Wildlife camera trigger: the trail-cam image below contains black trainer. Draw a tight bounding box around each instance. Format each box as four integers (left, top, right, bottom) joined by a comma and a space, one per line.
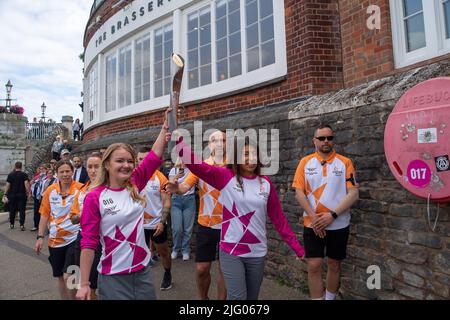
160, 271, 172, 291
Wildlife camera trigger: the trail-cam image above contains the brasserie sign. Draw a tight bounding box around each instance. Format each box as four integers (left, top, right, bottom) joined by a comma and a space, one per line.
85, 0, 194, 68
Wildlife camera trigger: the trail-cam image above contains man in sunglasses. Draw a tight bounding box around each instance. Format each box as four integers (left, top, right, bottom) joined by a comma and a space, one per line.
292, 124, 359, 300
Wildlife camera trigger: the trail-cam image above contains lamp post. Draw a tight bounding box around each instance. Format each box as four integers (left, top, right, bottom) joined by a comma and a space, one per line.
41, 102, 46, 122
5, 80, 12, 112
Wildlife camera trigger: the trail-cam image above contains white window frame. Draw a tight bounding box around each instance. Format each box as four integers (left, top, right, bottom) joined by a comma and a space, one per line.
391, 0, 450, 68
186, 4, 213, 89
88, 62, 98, 123
134, 33, 151, 104
153, 22, 174, 98
180, 0, 286, 103
105, 52, 118, 114
439, 0, 450, 48
83, 75, 89, 126
215, 0, 242, 82
100, 16, 173, 124
118, 42, 132, 109
84, 0, 287, 130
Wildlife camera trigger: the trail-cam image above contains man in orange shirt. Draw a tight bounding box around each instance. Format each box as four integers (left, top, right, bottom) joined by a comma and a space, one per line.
292, 125, 359, 300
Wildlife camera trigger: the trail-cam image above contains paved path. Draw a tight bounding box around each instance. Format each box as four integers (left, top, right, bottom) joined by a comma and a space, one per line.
0, 210, 307, 300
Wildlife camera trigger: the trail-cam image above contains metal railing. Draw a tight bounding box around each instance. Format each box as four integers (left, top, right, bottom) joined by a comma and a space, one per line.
26, 122, 59, 140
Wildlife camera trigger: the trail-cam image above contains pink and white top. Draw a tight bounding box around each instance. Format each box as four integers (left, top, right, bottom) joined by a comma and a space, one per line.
176, 141, 304, 258
80, 151, 162, 275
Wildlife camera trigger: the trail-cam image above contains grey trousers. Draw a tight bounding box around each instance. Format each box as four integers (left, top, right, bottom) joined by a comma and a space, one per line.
98, 265, 157, 300
219, 250, 266, 300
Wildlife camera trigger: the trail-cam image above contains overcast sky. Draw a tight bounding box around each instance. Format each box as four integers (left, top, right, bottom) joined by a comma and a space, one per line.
0, 0, 92, 123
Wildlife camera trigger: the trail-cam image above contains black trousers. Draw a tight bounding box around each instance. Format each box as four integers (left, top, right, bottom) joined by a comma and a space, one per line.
52, 152, 60, 161
33, 197, 41, 228
9, 195, 27, 226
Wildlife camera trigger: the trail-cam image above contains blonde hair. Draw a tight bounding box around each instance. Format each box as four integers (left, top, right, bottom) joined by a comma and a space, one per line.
89, 143, 146, 205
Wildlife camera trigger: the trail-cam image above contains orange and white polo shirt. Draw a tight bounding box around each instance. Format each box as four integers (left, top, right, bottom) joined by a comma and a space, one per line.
141, 170, 168, 230
292, 150, 358, 230
40, 180, 83, 247
184, 157, 226, 229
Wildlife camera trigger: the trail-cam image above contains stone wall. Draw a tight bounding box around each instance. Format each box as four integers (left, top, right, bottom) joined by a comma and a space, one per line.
0, 113, 27, 184
74, 60, 450, 299
286, 61, 450, 300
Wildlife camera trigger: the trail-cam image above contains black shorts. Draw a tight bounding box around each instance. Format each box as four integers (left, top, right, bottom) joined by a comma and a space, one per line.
73, 232, 102, 289
144, 226, 168, 246
48, 240, 77, 278
195, 225, 221, 263
303, 226, 350, 261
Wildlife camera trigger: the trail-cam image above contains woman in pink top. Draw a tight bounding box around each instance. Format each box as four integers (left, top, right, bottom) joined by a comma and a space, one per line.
174, 135, 305, 300
76, 109, 171, 300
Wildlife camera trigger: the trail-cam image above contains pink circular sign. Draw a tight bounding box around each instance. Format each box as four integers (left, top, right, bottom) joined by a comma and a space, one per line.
407, 160, 431, 188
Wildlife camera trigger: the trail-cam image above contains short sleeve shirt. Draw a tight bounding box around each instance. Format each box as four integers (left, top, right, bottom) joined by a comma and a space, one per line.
292, 150, 358, 230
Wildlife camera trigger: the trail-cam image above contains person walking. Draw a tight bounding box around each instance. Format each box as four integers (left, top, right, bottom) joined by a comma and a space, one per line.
174, 135, 304, 300
292, 124, 359, 300
5, 162, 31, 230
168, 159, 196, 261
75, 109, 171, 300
35, 160, 83, 299
40, 168, 57, 196
30, 165, 47, 231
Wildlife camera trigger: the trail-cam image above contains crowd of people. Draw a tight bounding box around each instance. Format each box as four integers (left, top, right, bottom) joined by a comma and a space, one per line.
2, 107, 359, 301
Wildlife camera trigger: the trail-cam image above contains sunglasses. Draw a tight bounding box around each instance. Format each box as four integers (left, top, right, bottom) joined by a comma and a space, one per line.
315, 136, 334, 141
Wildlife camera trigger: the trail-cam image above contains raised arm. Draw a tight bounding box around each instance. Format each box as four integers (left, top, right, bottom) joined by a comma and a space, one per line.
151, 107, 171, 158
132, 151, 163, 192
175, 138, 232, 191
132, 108, 171, 191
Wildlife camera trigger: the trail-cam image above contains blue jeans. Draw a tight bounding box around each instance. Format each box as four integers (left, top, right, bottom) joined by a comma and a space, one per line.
171, 194, 196, 255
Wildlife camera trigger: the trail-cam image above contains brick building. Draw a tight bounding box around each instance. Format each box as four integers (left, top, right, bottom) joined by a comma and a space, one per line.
79, 0, 450, 299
